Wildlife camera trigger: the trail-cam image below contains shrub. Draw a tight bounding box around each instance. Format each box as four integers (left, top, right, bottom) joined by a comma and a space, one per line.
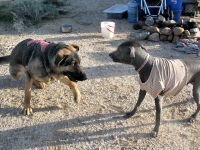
0, 3, 13, 22
10, 0, 59, 25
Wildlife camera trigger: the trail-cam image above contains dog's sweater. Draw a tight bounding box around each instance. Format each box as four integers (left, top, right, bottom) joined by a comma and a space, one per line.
138, 57, 188, 99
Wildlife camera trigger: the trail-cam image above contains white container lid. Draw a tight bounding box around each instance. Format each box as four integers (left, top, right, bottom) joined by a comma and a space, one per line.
103, 4, 128, 13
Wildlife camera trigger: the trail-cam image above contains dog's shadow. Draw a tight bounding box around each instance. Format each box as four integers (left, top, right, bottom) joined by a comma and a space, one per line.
0, 112, 150, 149
0, 75, 24, 89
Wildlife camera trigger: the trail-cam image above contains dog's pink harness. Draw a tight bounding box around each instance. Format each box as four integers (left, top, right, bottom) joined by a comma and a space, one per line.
27, 40, 50, 52
138, 57, 188, 99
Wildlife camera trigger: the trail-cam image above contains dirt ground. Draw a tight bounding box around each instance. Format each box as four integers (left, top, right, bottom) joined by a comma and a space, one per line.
0, 0, 200, 149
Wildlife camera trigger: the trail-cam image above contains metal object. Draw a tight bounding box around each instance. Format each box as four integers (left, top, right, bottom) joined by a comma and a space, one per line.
60, 24, 72, 33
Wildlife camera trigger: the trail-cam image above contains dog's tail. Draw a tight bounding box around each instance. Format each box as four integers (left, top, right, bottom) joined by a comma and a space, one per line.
0, 55, 10, 64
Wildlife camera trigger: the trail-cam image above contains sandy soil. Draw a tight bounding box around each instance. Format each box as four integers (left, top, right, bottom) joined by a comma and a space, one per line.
0, 0, 200, 149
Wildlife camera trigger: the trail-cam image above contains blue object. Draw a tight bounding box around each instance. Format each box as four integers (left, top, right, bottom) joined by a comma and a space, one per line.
173, 7, 183, 22
127, 0, 138, 23
167, 0, 182, 10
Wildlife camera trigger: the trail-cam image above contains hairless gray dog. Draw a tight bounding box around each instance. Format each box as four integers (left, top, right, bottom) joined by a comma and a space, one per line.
109, 40, 200, 137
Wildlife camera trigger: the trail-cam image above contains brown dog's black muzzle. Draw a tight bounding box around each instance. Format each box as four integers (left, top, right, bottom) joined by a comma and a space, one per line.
63, 70, 87, 82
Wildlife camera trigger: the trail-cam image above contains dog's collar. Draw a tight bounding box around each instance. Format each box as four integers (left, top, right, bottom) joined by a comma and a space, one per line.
136, 54, 150, 72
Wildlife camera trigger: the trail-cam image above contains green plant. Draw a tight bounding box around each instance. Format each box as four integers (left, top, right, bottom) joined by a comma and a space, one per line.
10, 0, 59, 25
0, 3, 13, 22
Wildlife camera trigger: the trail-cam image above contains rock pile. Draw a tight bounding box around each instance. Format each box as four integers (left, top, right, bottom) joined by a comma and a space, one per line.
130, 15, 200, 42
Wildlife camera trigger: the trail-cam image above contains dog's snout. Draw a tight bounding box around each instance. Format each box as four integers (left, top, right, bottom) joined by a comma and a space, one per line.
109, 53, 112, 57
80, 72, 87, 81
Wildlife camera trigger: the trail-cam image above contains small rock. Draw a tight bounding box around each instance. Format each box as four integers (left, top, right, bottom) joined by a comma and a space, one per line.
160, 35, 168, 41
160, 27, 172, 35
148, 33, 160, 42
173, 27, 184, 36
168, 35, 173, 41
190, 28, 199, 33
172, 35, 180, 43
141, 25, 148, 30
133, 21, 144, 30
145, 16, 154, 26
184, 30, 190, 36
158, 15, 166, 22
146, 26, 160, 34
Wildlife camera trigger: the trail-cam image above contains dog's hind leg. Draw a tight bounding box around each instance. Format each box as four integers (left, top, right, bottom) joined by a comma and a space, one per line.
59, 76, 81, 103
23, 73, 34, 115
150, 95, 163, 138
189, 77, 200, 123
125, 89, 146, 118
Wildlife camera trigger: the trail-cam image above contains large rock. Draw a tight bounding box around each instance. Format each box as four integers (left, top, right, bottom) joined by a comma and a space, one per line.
129, 31, 150, 40
148, 33, 160, 41
173, 27, 184, 36
163, 20, 176, 27
160, 27, 172, 35
146, 26, 160, 34
145, 16, 154, 26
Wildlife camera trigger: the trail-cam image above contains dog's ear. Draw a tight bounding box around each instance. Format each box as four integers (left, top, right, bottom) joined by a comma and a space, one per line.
128, 47, 135, 58
70, 44, 79, 52
54, 55, 69, 66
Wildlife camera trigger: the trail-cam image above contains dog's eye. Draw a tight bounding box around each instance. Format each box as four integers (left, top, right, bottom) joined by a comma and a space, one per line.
71, 61, 75, 66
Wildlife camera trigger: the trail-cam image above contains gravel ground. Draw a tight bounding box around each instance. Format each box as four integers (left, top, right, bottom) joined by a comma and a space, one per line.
0, 0, 200, 149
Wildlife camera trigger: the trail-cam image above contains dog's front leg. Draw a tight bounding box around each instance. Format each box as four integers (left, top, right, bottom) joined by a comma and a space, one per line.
59, 76, 81, 103
125, 89, 146, 118
189, 78, 200, 122
150, 95, 163, 138
23, 73, 34, 115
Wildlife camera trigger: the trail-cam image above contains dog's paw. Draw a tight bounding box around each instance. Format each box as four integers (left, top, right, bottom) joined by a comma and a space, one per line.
22, 107, 33, 115
150, 130, 158, 138
124, 112, 134, 118
33, 80, 46, 89
74, 94, 81, 104
188, 117, 195, 123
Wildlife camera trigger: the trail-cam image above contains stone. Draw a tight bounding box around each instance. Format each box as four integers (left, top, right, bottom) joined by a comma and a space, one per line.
133, 21, 144, 30
173, 27, 184, 36
146, 26, 160, 34
145, 16, 154, 26
172, 35, 180, 43
184, 30, 190, 36
160, 35, 168, 41
129, 31, 150, 40
160, 27, 172, 35
141, 25, 148, 30
168, 35, 173, 41
190, 28, 199, 33
163, 20, 176, 27
148, 33, 160, 42
158, 15, 166, 22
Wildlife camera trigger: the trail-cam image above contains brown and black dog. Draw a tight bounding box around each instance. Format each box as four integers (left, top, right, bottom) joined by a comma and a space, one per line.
109, 40, 200, 137
0, 38, 87, 115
